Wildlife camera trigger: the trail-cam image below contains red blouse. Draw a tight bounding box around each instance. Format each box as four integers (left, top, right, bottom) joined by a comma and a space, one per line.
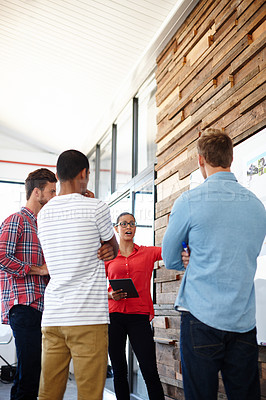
105, 244, 162, 320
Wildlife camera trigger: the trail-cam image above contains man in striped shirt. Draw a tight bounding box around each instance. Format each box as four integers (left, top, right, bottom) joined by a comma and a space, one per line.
0, 168, 57, 400
37, 149, 118, 400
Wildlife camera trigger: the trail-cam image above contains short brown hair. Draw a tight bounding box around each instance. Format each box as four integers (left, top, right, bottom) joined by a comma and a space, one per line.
25, 168, 57, 200
197, 129, 233, 168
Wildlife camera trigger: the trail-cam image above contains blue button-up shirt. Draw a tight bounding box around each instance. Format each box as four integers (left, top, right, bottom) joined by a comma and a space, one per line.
162, 172, 266, 333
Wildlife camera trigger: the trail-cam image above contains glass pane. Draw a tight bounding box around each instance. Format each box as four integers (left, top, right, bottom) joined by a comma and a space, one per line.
88, 151, 96, 193
116, 102, 132, 191
0, 182, 25, 225
109, 192, 131, 228
131, 179, 154, 399
134, 180, 154, 227
138, 76, 157, 173
99, 133, 112, 201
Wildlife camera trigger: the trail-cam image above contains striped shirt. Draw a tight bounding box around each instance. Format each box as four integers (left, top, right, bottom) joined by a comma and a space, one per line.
0, 207, 48, 324
37, 194, 114, 326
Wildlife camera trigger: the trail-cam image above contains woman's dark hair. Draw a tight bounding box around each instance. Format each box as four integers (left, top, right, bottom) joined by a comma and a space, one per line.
57, 150, 89, 181
25, 168, 57, 200
116, 212, 135, 225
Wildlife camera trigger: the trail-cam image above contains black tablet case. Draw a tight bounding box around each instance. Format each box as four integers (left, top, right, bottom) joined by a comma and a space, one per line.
109, 278, 139, 298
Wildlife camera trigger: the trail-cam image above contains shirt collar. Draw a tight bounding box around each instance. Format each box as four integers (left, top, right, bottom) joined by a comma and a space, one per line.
205, 171, 237, 183
21, 207, 37, 221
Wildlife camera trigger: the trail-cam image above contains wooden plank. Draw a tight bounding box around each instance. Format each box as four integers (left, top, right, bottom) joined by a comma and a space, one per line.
153, 316, 170, 329
155, 268, 183, 282
261, 363, 266, 380
156, 39, 177, 82
162, 280, 182, 294
228, 102, 266, 143
153, 337, 177, 345
213, 0, 266, 67
168, 34, 249, 120
155, 186, 189, 218
156, 150, 187, 181
160, 375, 183, 388
154, 214, 169, 231
239, 82, 266, 114
252, 20, 266, 41
154, 272, 182, 284
154, 327, 179, 341
155, 227, 167, 246
156, 0, 235, 107
165, 1, 265, 119
156, 61, 184, 107
178, 151, 199, 179
156, 38, 177, 68
156, 126, 200, 168
157, 116, 192, 153
156, 68, 257, 161
191, 78, 229, 115
201, 67, 264, 128
156, 342, 180, 365
156, 110, 185, 143
158, 363, 177, 380
215, 1, 238, 32
156, 292, 178, 305
155, 308, 182, 317
157, 86, 179, 124
230, 30, 266, 75
157, 171, 189, 203
186, 25, 216, 66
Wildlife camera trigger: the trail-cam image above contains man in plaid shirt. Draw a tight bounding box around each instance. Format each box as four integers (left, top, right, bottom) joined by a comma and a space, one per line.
0, 168, 57, 400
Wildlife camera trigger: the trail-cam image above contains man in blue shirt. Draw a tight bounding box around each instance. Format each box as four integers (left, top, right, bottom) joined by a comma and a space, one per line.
162, 129, 266, 400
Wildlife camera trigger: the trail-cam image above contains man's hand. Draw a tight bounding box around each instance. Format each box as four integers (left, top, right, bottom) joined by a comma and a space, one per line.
83, 190, 95, 198
181, 251, 190, 269
108, 289, 127, 301
98, 242, 115, 261
28, 263, 49, 276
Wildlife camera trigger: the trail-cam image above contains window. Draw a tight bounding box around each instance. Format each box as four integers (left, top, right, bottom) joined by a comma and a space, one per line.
109, 192, 131, 226
88, 150, 96, 194
137, 76, 158, 173
116, 102, 132, 191
133, 180, 154, 246
99, 133, 112, 201
0, 182, 25, 224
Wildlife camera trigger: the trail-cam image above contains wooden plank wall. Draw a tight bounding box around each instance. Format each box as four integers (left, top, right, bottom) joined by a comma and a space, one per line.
154, 0, 266, 398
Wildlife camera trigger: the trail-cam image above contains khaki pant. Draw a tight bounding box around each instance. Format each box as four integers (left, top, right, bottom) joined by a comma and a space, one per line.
38, 324, 108, 400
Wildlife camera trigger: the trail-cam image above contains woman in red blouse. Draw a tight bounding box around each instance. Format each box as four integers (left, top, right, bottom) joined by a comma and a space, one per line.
105, 212, 165, 400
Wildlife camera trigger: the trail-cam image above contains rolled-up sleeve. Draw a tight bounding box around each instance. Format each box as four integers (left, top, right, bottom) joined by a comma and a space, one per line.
0, 214, 30, 277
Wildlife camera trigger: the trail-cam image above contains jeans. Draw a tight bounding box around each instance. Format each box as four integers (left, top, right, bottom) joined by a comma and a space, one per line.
108, 313, 165, 400
180, 312, 260, 400
9, 305, 42, 400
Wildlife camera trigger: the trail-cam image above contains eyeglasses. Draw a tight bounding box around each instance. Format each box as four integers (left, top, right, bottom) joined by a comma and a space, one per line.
116, 221, 137, 228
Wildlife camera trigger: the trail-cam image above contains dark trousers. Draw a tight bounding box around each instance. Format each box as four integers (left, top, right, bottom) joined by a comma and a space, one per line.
9, 305, 42, 400
108, 313, 165, 400
180, 311, 260, 400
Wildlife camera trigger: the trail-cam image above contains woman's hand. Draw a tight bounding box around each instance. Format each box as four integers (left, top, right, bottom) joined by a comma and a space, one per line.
83, 189, 95, 198
109, 289, 127, 301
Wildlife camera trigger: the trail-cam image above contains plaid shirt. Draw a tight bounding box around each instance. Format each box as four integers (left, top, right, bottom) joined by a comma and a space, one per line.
0, 207, 49, 324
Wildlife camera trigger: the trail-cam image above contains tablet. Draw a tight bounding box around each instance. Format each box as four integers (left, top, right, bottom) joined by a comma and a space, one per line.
109, 278, 139, 298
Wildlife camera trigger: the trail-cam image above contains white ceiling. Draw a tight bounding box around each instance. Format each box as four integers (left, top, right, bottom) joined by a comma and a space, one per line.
0, 0, 196, 156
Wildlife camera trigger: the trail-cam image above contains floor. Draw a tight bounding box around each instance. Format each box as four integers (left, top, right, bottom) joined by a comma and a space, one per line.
0, 374, 116, 399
